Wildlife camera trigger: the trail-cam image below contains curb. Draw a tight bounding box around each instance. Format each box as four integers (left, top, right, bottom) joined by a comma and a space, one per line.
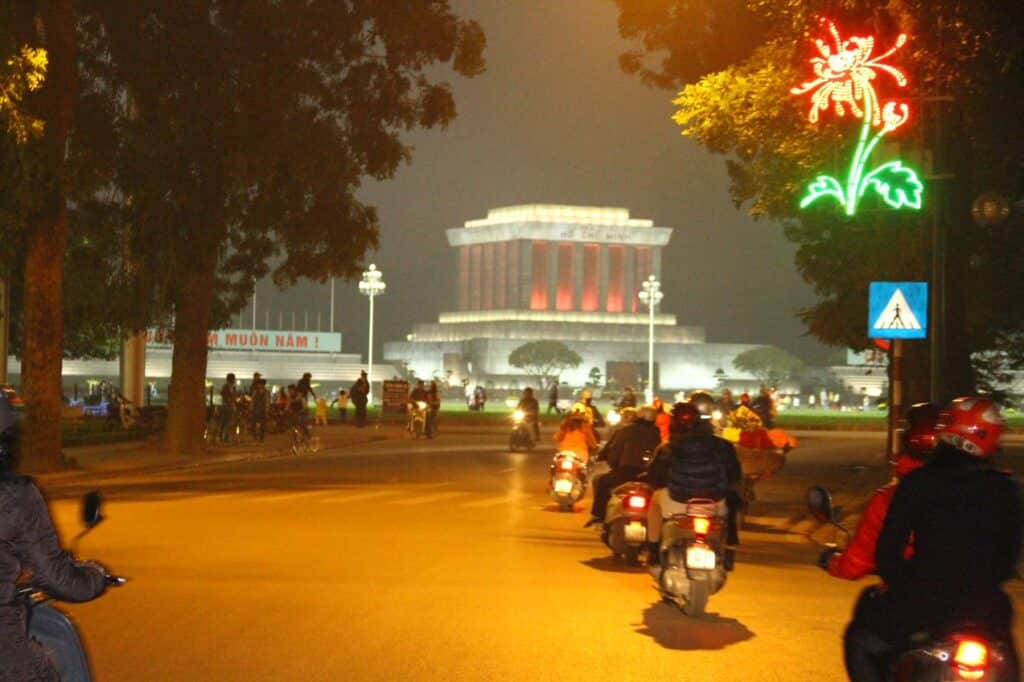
48, 431, 399, 481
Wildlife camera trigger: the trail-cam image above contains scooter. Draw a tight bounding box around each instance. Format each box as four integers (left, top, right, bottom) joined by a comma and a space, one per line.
509, 409, 536, 451
807, 486, 1015, 681
601, 480, 653, 564
655, 498, 729, 616
19, 491, 125, 682
548, 451, 589, 512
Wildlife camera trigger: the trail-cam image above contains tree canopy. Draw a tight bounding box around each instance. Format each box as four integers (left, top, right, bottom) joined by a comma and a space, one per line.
733, 346, 805, 385
509, 341, 583, 385
615, 0, 1024, 399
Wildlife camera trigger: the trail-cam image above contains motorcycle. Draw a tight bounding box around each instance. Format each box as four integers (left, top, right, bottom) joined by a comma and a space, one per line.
602, 480, 653, 564
509, 409, 536, 451
19, 491, 125, 682
548, 450, 589, 512
407, 401, 428, 438
655, 498, 729, 616
807, 486, 1014, 682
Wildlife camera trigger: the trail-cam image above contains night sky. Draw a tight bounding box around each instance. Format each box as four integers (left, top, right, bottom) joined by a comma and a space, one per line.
248, 0, 838, 367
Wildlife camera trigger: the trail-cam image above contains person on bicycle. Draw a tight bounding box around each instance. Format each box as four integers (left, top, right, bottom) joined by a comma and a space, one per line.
287, 384, 310, 438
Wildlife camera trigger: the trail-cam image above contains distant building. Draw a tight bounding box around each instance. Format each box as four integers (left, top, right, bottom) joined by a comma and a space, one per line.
384, 204, 760, 391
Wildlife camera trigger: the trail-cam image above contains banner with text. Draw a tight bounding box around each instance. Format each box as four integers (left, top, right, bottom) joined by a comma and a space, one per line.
146, 328, 342, 353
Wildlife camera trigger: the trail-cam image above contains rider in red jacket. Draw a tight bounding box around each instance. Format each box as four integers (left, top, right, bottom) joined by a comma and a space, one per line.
818, 402, 940, 682
821, 403, 940, 578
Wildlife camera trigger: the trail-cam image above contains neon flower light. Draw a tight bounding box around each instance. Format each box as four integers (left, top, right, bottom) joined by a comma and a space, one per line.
791, 20, 923, 215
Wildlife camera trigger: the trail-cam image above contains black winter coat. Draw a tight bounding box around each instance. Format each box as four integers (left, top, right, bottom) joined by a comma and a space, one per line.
648, 427, 741, 503
0, 475, 106, 681
877, 444, 1022, 637
603, 421, 660, 471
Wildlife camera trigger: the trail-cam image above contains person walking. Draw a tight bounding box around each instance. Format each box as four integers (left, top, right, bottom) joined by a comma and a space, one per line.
331, 390, 350, 424
350, 371, 370, 427
547, 381, 561, 414
249, 378, 269, 442
218, 373, 238, 442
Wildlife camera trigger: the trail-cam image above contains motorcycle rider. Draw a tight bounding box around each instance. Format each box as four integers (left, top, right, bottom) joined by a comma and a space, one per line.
585, 404, 661, 527
409, 380, 429, 405
876, 397, 1021, 681
516, 387, 541, 441
817, 403, 940, 682
646, 402, 741, 567
554, 409, 597, 463
618, 386, 637, 409
572, 389, 605, 427
0, 393, 108, 681
426, 381, 441, 439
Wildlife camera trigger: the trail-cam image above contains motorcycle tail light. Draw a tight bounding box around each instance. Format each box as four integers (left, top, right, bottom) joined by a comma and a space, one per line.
559, 459, 575, 471
627, 495, 647, 510
692, 517, 711, 535
953, 640, 988, 680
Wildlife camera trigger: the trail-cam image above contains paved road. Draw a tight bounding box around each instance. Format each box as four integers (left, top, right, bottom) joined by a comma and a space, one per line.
38, 430, 1024, 681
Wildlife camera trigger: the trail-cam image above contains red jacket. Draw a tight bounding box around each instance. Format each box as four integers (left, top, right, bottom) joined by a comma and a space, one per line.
827, 454, 923, 580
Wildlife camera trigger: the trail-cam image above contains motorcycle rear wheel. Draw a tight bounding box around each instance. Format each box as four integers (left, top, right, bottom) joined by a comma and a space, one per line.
684, 579, 710, 616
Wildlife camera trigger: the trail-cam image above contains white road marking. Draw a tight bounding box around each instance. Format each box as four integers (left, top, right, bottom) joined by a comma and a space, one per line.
314, 490, 402, 504
249, 491, 329, 503
394, 491, 472, 506
461, 492, 527, 508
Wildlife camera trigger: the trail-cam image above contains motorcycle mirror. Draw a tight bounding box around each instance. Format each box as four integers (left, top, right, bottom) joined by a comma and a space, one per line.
81, 491, 104, 528
806, 486, 835, 524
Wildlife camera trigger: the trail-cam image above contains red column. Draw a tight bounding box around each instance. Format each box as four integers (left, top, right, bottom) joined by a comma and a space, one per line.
582, 244, 599, 311
470, 245, 482, 310
482, 243, 495, 310
495, 242, 507, 309
556, 243, 574, 311
606, 245, 625, 313
457, 246, 469, 311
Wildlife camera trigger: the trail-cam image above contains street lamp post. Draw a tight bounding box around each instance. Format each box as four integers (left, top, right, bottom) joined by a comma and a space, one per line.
358, 264, 386, 403
637, 274, 663, 404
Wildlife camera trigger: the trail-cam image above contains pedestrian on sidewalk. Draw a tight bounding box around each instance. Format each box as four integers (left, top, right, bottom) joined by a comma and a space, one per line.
351, 371, 369, 427
331, 390, 350, 424
548, 381, 561, 415
250, 379, 268, 442
219, 374, 238, 442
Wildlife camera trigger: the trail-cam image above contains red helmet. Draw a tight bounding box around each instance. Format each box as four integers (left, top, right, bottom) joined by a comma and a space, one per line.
900, 402, 941, 460
740, 393, 751, 404
671, 402, 701, 432
938, 397, 1005, 457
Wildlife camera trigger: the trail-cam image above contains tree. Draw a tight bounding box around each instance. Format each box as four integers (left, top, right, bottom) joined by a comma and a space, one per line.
0, 2, 81, 471
508, 341, 582, 386
587, 366, 603, 388
615, 0, 1024, 403
733, 346, 805, 386
81, 2, 485, 455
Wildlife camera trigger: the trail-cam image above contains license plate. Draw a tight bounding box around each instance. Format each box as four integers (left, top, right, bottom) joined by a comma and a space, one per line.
624, 521, 646, 543
554, 479, 574, 494
686, 545, 716, 570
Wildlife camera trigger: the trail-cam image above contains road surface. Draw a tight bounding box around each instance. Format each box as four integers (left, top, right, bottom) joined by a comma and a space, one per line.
38, 428, 1024, 680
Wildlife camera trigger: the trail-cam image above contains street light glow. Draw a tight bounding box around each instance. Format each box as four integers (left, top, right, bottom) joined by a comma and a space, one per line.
359, 264, 386, 402
638, 274, 663, 403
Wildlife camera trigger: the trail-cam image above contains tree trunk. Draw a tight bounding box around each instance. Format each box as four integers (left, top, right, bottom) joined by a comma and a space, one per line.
164, 259, 217, 457
19, 0, 77, 473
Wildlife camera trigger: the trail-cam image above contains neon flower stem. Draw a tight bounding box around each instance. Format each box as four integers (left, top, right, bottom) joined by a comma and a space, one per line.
845, 90, 875, 215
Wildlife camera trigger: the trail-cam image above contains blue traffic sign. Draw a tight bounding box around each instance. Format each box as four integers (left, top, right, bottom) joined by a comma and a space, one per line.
868, 282, 928, 339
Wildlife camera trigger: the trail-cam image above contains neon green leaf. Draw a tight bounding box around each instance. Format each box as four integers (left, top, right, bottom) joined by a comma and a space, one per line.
799, 175, 846, 209
861, 161, 924, 210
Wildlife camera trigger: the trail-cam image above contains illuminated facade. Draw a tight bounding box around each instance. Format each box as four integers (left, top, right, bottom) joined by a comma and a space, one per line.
385, 205, 761, 391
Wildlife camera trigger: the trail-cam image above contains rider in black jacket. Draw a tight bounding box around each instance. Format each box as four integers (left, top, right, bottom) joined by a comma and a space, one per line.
876, 396, 1021, 680
646, 402, 742, 566
0, 394, 107, 681
586, 406, 661, 525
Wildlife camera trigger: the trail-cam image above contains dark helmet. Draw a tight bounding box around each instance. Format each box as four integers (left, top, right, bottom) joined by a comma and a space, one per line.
689, 391, 715, 419
227, 373, 236, 381
523, 387, 534, 396
900, 402, 941, 460
671, 402, 701, 433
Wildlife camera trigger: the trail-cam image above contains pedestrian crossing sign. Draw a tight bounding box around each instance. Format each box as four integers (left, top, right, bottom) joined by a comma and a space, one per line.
868, 282, 928, 339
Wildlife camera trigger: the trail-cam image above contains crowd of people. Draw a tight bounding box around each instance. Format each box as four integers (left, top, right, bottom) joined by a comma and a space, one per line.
209, 369, 374, 444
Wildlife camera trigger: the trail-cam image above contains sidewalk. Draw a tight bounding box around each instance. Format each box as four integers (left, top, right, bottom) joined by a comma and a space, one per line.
52, 421, 408, 479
